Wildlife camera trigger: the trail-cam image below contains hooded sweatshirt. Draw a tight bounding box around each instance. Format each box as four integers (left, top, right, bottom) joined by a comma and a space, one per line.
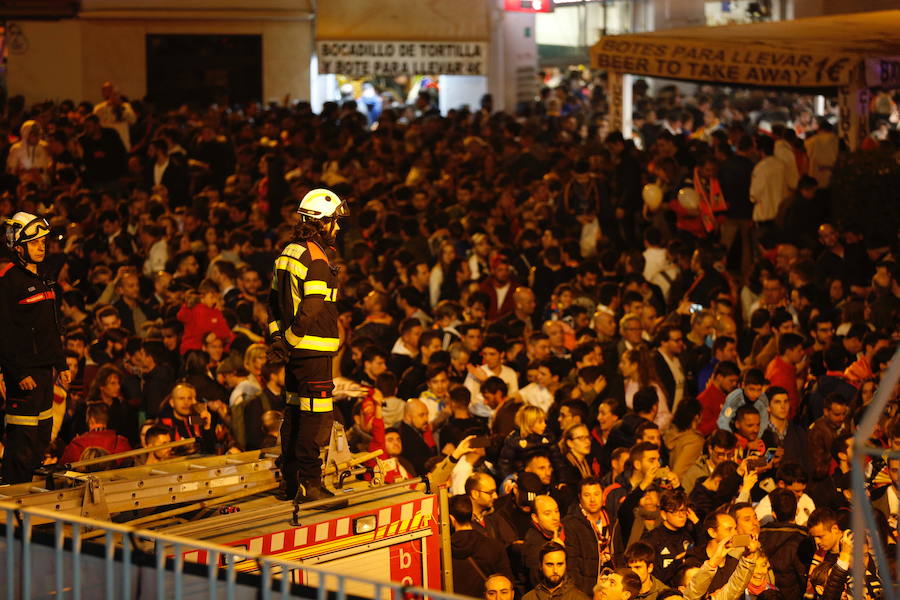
451, 528, 512, 598
7, 120, 51, 175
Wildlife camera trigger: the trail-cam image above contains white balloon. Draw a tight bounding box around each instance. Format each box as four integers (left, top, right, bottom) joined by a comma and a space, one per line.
678, 187, 700, 212
642, 183, 663, 211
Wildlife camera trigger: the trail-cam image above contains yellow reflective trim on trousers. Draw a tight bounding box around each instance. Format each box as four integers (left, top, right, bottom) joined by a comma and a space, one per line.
286, 393, 334, 412
6, 407, 54, 427
274, 256, 308, 279
283, 330, 338, 351
303, 280, 329, 296
268, 321, 280, 335
294, 335, 339, 352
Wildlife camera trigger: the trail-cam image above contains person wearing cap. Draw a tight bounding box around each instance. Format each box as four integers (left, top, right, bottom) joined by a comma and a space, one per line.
266, 188, 347, 503
0, 212, 70, 483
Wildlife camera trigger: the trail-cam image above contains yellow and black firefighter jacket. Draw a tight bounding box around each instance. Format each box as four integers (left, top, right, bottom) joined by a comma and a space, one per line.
267, 237, 340, 360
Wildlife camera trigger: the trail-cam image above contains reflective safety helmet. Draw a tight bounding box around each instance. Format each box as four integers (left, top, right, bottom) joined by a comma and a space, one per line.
296, 188, 348, 221
5, 211, 51, 250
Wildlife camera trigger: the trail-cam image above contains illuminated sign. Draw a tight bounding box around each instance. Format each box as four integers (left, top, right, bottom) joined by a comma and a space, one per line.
317, 41, 489, 77
593, 36, 855, 87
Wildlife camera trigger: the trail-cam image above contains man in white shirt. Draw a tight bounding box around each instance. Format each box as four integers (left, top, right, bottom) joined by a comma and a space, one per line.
517, 357, 565, 414
642, 226, 669, 285
93, 82, 137, 150
465, 335, 519, 418
750, 135, 788, 233
804, 119, 839, 189
755, 463, 816, 526
771, 123, 799, 193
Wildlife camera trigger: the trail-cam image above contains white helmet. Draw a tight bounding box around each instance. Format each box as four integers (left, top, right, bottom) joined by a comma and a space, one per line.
677, 187, 700, 212
642, 183, 664, 211
297, 188, 348, 220
5, 211, 50, 250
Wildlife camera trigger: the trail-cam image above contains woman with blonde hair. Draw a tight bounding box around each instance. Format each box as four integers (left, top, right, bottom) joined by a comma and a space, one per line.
230, 343, 267, 407
497, 404, 556, 479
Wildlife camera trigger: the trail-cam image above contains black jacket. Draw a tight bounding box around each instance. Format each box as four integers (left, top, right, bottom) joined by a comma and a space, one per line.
486, 493, 533, 544
688, 472, 741, 522
451, 529, 512, 598
523, 525, 558, 589
654, 350, 684, 408
640, 523, 695, 585
140, 363, 177, 418
759, 521, 814, 599
398, 421, 436, 476
144, 156, 189, 207
80, 128, 127, 184
113, 297, 158, 335
0, 260, 66, 383
398, 361, 427, 400
562, 504, 611, 595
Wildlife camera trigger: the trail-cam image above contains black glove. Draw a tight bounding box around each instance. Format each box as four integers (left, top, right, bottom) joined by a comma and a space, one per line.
267, 337, 291, 366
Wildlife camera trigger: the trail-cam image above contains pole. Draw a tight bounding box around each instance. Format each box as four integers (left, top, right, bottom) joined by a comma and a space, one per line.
622, 73, 633, 140
65, 438, 197, 470
607, 70, 624, 134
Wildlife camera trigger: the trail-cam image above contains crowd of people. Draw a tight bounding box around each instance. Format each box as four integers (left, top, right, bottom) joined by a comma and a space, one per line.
0, 76, 897, 600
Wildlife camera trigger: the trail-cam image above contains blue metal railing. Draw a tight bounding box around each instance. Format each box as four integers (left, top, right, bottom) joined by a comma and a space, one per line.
0, 500, 471, 600
852, 347, 900, 600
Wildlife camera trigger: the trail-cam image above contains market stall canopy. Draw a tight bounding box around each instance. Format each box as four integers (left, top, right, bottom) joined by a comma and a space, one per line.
591, 10, 900, 89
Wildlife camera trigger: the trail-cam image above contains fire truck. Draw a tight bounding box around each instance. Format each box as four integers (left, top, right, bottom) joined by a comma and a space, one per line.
0, 432, 455, 596
164, 479, 450, 595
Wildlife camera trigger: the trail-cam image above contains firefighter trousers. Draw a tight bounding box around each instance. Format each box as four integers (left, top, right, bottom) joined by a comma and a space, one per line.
280, 356, 334, 492
2, 367, 54, 484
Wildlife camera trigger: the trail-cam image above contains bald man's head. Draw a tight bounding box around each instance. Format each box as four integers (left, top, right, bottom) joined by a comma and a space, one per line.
404, 398, 429, 431
514, 287, 536, 315
531, 494, 560, 534
484, 574, 513, 600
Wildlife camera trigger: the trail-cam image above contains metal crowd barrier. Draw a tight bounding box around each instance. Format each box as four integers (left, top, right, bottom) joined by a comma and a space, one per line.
0, 500, 472, 600
852, 347, 900, 600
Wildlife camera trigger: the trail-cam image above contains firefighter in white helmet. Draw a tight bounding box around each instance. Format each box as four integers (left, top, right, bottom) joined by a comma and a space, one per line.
0, 212, 70, 483
267, 189, 348, 503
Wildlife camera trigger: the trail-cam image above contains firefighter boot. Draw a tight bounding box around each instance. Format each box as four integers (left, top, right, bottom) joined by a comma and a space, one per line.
274, 482, 297, 502
294, 478, 335, 503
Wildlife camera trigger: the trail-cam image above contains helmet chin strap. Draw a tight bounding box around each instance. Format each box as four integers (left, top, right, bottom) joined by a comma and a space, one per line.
16, 243, 37, 265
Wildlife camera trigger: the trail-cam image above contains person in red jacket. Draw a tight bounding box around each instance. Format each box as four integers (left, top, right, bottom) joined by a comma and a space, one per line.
59, 403, 131, 465
764, 333, 805, 419
697, 360, 740, 437
177, 278, 234, 354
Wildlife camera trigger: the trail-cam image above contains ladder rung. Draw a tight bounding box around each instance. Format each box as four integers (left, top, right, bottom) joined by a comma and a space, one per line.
149, 469, 170, 476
